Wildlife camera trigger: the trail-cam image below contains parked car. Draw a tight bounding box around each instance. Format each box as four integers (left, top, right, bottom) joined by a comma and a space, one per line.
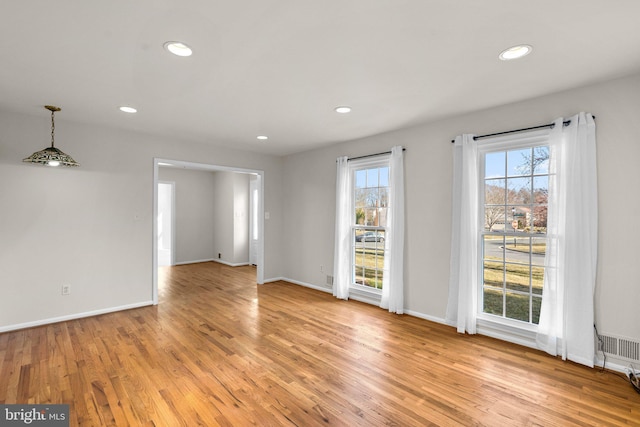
355, 232, 385, 242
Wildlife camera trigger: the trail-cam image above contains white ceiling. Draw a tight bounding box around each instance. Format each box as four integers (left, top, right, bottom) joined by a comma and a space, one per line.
2, 1, 640, 156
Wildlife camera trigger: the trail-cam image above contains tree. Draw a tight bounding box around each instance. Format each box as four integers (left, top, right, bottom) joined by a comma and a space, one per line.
485, 184, 505, 231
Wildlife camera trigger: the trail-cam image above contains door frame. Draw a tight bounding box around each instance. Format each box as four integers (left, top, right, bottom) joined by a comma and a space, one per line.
152, 158, 265, 305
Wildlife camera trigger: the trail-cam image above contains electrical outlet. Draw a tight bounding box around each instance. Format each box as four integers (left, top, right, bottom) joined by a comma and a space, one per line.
218, 253, 221, 259
61, 284, 71, 295
320, 265, 324, 273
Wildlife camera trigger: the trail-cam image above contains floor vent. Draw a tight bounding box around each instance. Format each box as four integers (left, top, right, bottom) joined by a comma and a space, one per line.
600, 334, 640, 362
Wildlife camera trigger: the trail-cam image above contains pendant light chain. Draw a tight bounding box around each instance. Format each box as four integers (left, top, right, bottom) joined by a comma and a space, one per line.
50, 109, 56, 148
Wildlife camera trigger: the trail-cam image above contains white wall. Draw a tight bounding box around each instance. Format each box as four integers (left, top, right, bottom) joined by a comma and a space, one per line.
158, 168, 216, 264
210, 170, 250, 266
211, 171, 234, 263
0, 113, 283, 330
281, 73, 640, 348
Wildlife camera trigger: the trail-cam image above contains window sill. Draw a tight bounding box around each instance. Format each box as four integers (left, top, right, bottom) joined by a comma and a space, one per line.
349, 286, 382, 306
476, 316, 538, 350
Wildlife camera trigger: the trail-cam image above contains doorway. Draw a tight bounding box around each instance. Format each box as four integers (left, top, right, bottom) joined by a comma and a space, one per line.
157, 181, 175, 267
249, 177, 259, 266
152, 159, 265, 305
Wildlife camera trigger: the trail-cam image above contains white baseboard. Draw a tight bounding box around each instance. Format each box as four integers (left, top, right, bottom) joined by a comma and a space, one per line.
273, 277, 333, 293
211, 259, 250, 267
0, 300, 154, 333
174, 259, 250, 268
174, 258, 216, 265
404, 309, 449, 326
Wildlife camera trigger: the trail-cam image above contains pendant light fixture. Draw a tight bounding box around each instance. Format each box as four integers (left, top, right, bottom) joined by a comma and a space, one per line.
23, 105, 79, 167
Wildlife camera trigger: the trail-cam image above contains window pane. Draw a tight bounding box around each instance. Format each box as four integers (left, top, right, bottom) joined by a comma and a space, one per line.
483, 287, 503, 316
485, 179, 505, 205
508, 206, 530, 231
484, 235, 504, 262
505, 236, 529, 264
378, 208, 388, 227
531, 236, 546, 266
355, 170, 367, 188
507, 148, 531, 176
367, 168, 378, 187
379, 188, 389, 207
533, 146, 549, 175
379, 167, 389, 186
365, 188, 379, 207
355, 188, 366, 208
506, 292, 530, 322
532, 177, 548, 232
533, 176, 548, 199
507, 177, 531, 204
531, 206, 547, 233
485, 152, 505, 178
505, 263, 530, 293
483, 260, 504, 289
364, 208, 376, 225
485, 207, 505, 232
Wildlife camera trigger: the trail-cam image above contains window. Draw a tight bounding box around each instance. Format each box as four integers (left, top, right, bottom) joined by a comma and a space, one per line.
351, 161, 389, 291
449, 115, 596, 362
480, 145, 549, 325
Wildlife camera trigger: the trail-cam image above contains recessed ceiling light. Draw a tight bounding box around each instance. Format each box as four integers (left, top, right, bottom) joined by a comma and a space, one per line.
257, 135, 268, 140
335, 106, 352, 114
499, 44, 532, 61
119, 106, 137, 113
163, 41, 193, 57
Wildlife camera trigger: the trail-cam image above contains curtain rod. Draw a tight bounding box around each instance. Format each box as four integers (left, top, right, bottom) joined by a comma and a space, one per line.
346, 148, 406, 162
449, 119, 581, 144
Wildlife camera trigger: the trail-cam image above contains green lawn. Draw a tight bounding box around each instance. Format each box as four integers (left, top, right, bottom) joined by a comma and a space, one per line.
483, 288, 542, 324
505, 242, 546, 255
483, 257, 543, 324
354, 246, 384, 289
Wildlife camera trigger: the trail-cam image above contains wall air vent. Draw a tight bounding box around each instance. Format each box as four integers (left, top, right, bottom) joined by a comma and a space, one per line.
600, 334, 640, 362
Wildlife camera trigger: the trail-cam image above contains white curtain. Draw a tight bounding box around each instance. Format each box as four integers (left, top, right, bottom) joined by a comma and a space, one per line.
536, 113, 597, 367
381, 146, 405, 314
446, 134, 479, 334
333, 156, 351, 300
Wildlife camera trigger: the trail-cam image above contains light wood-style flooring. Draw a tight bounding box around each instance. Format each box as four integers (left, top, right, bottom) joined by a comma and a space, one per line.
1, 262, 638, 426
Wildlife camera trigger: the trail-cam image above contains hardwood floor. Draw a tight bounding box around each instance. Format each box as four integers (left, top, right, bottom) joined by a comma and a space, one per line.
1, 262, 638, 426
